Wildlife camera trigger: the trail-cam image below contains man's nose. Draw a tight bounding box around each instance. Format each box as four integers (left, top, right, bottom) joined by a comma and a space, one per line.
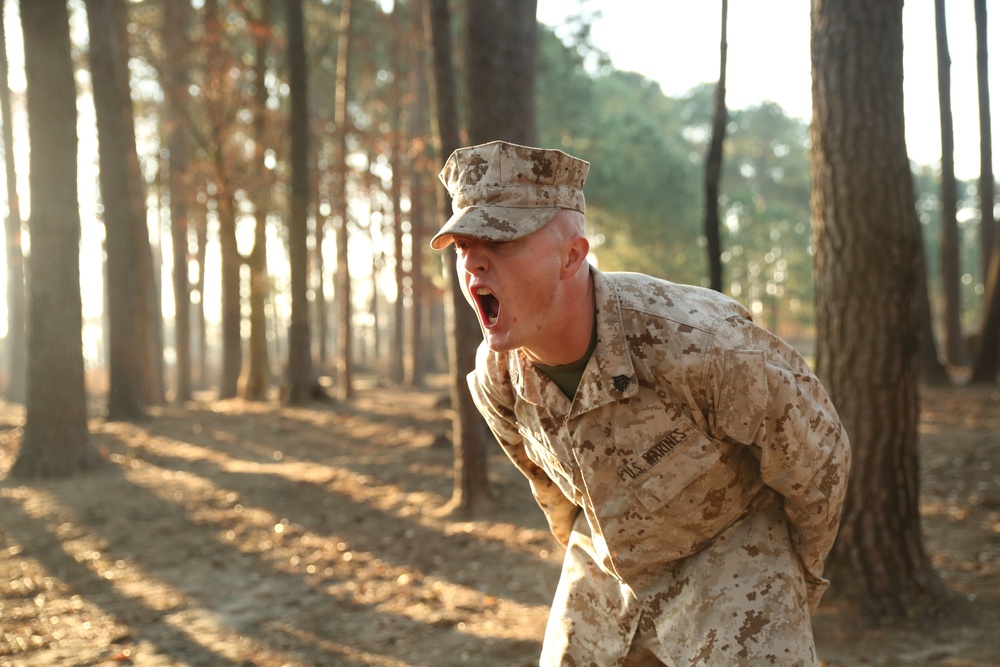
459, 245, 487, 274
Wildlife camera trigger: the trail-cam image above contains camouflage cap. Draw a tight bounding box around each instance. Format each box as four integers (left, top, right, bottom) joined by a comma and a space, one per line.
430, 140, 590, 250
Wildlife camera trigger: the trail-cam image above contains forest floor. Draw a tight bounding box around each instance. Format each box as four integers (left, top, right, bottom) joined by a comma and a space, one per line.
0, 376, 998, 667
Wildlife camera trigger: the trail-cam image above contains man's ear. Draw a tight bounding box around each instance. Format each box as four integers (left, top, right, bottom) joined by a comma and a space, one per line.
562, 235, 590, 277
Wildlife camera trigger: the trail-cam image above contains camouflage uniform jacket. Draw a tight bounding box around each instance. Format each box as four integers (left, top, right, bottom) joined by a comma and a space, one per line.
468, 268, 850, 612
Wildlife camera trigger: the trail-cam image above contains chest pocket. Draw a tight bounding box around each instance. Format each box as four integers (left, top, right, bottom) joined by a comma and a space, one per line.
616, 420, 722, 513
517, 426, 581, 504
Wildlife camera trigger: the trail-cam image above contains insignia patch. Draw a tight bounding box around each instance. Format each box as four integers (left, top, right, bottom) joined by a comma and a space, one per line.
617, 421, 697, 483
613, 375, 631, 392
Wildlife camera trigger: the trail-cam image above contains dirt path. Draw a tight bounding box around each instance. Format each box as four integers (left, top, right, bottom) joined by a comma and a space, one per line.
1, 381, 998, 666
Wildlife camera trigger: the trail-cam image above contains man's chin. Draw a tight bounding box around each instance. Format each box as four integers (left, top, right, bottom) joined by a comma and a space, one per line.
483, 331, 516, 354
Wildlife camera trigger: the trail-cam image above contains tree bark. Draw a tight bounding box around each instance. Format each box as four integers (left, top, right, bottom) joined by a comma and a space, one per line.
465, 0, 538, 145
975, 0, 996, 282
408, 168, 428, 387
461, 0, 540, 507
86, 0, 147, 421
704, 0, 728, 293
239, 0, 274, 402
12, 0, 99, 478
201, 0, 241, 400
407, 0, 430, 388
333, 0, 355, 401
428, 0, 492, 514
115, 0, 163, 408
934, 0, 964, 368
0, 0, 26, 404
284, 0, 315, 404
216, 189, 242, 398
971, 248, 1000, 384
162, 0, 193, 403
389, 2, 407, 385
970, 0, 999, 385
428, 0, 541, 514
810, 0, 946, 618
194, 211, 209, 391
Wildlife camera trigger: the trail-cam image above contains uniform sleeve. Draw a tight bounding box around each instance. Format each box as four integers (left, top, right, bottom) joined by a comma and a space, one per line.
705, 316, 851, 612
467, 348, 581, 547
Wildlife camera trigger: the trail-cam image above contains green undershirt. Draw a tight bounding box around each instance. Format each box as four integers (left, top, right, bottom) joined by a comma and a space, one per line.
533, 317, 598, 399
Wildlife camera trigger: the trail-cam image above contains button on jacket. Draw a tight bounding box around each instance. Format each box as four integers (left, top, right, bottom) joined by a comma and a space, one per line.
468, 268, 850, 640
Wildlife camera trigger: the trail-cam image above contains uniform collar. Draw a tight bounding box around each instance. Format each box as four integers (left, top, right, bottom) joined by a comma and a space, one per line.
507, 267, 638, 418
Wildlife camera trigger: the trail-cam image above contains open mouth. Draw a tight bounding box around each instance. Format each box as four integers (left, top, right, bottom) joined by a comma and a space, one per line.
475, 287, 501, 328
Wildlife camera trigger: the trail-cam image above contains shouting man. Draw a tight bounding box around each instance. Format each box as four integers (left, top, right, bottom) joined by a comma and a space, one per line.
431, 140, 850, 666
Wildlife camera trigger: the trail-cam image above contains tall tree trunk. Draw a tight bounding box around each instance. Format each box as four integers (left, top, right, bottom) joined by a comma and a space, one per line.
202, 0, 241, 399
284, 0, 315, 404
310, 103, 327, 371
428, 0, 492, 514
333, 0, 355, 401
975, 0, 996, 282
389, 2, 407, 385
12, 0, 99, 478
704, 0, 728, 293
163, 0, 193, 403
314, 237, 329, 371
970, 0, 999, 385
0, 0, 26, 403
465, 0, 537, 145
811, 0, 945, 618
312, 149, 328, 373
461, 0, 539, 507
239, 0, 273, 401
431, 0, 539, 514
407, 1, 429, 388
216, 188, 242, 398
373, 169, 385, 370
408, 166, 427, 387
200, 0, 239, 399
115, 0, 163, 407
934, 0, 964, 368
194, 211, 209, 390
366, 187, 382, 370
86, 0, 147, 422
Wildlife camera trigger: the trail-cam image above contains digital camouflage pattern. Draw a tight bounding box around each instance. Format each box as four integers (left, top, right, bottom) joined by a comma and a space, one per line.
430, 140, 590, 250
469, 268, 851, 666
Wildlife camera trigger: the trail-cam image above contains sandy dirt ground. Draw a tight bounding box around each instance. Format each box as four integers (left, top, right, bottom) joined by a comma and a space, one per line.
1, 378, 998, 667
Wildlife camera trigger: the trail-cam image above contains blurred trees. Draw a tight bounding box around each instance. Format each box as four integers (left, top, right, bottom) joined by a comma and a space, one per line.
0, 0, 24, 404
720, 102, 814, 335
543, 69, 705, 286
0, 0, 995, 479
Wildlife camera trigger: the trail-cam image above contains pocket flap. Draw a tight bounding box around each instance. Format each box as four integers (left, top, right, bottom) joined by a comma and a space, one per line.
617, 421, 721, 513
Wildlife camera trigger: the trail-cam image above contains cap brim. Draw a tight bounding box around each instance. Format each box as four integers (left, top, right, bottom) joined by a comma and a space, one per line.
429, 206, 561, 250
